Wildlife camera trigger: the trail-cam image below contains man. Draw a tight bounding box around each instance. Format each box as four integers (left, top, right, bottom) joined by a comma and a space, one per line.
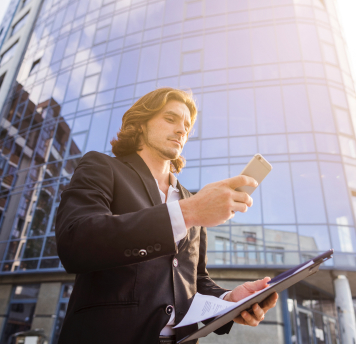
55, 88, 278, 344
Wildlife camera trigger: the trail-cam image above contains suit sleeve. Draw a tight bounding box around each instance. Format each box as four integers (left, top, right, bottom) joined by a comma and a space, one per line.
196, 226, 234, 335
55, 151, 177, 274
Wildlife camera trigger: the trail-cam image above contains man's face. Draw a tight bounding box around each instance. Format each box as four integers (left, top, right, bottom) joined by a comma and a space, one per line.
140, 100, 192, 161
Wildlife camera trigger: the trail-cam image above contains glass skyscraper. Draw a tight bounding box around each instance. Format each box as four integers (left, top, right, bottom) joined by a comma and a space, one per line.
0, 0, 355, 343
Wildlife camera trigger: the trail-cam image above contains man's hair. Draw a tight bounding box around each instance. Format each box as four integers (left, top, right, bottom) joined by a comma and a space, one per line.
110, 87, 197, 173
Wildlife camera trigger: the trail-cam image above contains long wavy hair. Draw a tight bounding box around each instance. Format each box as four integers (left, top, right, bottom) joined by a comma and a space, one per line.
111, 87, 197, 173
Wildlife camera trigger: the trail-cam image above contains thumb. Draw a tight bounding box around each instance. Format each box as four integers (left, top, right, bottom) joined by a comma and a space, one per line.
244, 277, 271, 293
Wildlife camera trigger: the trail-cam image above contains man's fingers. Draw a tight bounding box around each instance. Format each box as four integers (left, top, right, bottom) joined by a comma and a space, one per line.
231, 190, 253, 207
243, 277, 271, 292
261, 292, 279, 311
227, 175, 258, 190
238, 310, 259, 327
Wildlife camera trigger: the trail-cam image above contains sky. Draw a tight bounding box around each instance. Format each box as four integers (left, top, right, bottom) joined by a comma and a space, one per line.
0, 0, 355, 85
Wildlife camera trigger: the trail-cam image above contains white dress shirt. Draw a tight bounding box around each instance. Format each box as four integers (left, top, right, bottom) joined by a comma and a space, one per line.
156, 173, 229, 335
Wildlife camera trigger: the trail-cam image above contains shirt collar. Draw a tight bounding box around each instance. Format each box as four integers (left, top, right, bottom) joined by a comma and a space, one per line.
154, 173, 179, 192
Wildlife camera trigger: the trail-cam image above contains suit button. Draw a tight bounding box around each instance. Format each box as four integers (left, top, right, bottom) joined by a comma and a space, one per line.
139, 249, 147, 257
124, 249, 131, 257
165, 305, 173, 315
173, 258, 178, 267
147, 246, 154, 253
132, 249, 139, 256
154, 243, 161, 252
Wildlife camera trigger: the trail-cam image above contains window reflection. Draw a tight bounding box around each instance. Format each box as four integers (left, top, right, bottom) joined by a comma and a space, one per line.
178, 167, 199, 191
298, 226, 331, 251
258, 135, 288, 154
201, 165, 228, 187
85, 110, 110, 153
228, 29, 251, 67
288, 134, 315, 153
329, 226, 356, 253
201, 139, 228, 158
339, 136, 356, 158
291, 162, 326, 223
229, 136, 257, 157
261, 162, 295, 224
320, 162, 354, 225
315, 134, 339, 154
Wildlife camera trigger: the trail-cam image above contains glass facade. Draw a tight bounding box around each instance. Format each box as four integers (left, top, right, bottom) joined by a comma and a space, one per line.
0, 0, 355, 274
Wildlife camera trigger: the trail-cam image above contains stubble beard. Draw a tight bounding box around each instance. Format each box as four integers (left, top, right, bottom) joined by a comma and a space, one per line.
143, 128, 181, 161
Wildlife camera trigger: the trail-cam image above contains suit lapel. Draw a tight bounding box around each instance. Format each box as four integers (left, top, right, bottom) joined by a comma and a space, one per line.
120, 153, 162, 206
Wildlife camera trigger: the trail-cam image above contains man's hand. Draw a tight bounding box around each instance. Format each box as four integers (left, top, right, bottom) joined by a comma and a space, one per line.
223, 277, 278, 326
179, 175, 258, 228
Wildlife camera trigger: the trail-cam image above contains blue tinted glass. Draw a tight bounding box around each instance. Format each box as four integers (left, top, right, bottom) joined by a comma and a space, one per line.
282, 85, 312, 132
145, 1, 164, 29
178, 167, 200, 191
288, 134, 315, 153
201, 165, 228, 187
291, 162, 326, 223
264, 225, 298, 251
258, 135, 288, 154
182, 140, 200, 160
202, 92, 228, 138
298, 23, 322, 61
320, 162, 354, 225
64, 66, 86, 102
229, 136, 257, 157
315, 134, 340, 154
201, 139, 228, 158
329, 226, 356, 253
308, 85, 335, 133
98, 55, 120, 91
261, 162, 295, 224
78, 24, 96, 50
344, 164, 356, 189
229, 89, 256, 136
85, 110, 110, 153
105, 106, 129, 151
64, 31, 81, 57
255, 87, 285, 134
204, 32, 227, 70
251, 26, 278, 64
227, 29, 252, 67
138, 45, 160, 82
275, 23, 301, 62
298, 226, 330, 251
109, 12, 128, 39
127, 6, 146, 34
117, 50, 140, 86
159, 40, 181, 78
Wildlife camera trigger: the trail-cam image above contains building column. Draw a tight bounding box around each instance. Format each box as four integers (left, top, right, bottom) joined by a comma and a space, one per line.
0, 285, 12, 331
31, 282, 61, 343
333, 275, 356, 344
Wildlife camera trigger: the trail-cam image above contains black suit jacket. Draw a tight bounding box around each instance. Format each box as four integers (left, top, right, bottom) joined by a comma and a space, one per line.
55, 151, 233, 344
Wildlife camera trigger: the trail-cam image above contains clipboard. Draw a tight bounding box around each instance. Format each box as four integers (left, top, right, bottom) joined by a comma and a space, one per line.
177, 249, 334, 343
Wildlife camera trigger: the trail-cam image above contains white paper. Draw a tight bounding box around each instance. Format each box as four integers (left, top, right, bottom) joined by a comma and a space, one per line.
175, 260, 316, 328
174, 293, 237, 328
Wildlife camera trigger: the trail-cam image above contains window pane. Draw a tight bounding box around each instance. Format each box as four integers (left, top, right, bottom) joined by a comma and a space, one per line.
85, 110, 110, 153
308, 85, 335, 133
299, 226, 330, 251
201, 165, 228, 187
255, 87, 285, 134
204, 32, 227, 70
288, 133, 315, 153
291, 162, 326, 223
13, 284, 40, 299
178, 167, 200, 191
145, 1, 164, 29
298, 23, 322, 61
202, 92, 228, 138
98, 55, 121, 91
182, 140, 200, 160
251, 26, 278, 64
339, 136, 356, 158
82, 74, 100, 95
258, 135, 288, 154
229, 136, 257, 157
127, 6, 146, 34
64, 66, 86, 102
202, 139, 228, 158
11, 13, 29, 36
23, 238, 44, 258
109, 12, 128, 39
315, 134, 339, 154
335, 108, 353, 135
344, 164, 356, 189
264, 225, 298, 251
229, 89, 255, 136
159, 40, 181, 78
275, 23, 301, 62
43, 236, 57, 257
228, 29, 251, 67
261, 162, 295, 223
329, 226, 356, 253
138, 45, 160, 82
117, 50, 140, 86
282, 85, 312, 132
319, 162, 354, 225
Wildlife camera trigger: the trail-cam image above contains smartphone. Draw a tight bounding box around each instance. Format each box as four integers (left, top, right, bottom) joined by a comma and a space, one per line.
235, 154, 272, 195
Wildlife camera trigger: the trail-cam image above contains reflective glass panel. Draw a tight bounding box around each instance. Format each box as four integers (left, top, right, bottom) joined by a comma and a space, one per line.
178, 167, 200, 191
298, 226, 331, 251
291, 162, 326, 223
201, 139, 228, 158
329, 226, 356, 253
227, 29, 251, 67
258, 135, 288, 154
315, 134, 339, 154
288, 134, 315, 153
85, 110, 110, 153
201, 165, 228, 187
